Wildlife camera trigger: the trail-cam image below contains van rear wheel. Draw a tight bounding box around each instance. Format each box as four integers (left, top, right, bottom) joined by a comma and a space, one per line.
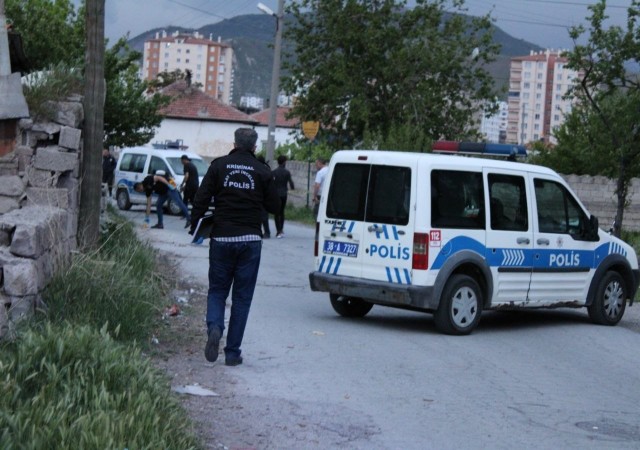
434, 274, 483, 335
116, 189, 131, 210
588, 271, 626, 325
330, 294, 373, 318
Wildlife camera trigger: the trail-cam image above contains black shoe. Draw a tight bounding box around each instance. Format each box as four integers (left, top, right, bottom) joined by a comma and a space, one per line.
151, 224, 163, 229
204, 327, 221, 362
225, 356, 243, 366
263, 234, 270, 239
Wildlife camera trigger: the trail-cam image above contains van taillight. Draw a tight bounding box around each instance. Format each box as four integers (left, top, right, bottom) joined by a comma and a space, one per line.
412, 233, 429, 270
314, 222, 319, 257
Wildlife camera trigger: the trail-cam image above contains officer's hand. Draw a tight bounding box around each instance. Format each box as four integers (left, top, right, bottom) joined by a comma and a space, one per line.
168, 184, 176, 191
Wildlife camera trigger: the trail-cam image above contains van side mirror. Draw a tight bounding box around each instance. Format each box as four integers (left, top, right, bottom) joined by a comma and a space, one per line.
585, 215, 600, 241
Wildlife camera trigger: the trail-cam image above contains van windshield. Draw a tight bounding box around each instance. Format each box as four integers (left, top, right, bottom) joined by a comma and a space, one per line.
166, 157, 208, 177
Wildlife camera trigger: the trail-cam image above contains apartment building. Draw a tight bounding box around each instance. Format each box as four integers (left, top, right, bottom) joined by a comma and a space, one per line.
143, 30, 234, 104
506, 50, 580, 145
480, 101, 508, 143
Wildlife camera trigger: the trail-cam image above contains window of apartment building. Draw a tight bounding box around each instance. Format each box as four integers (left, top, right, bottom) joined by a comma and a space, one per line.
556, 73, 562, 80
164, 52, 169, 58
177, 48, 181, 53
537, 62, 544, 69
164, 62, 168, 69
555, 104, 561, 110
176, 58, 180, 63
554, 114, 560, 121
535, 103, 541, 111
186, 49, 190, 54
208, 74, 213, 80
524, 61, 532, 68
220, 55, 225, 63
197, 64, 201, 70
523, 123, 529, 129
523, 93, 530, 99
556, 94, 562, 101
556, 84, 562, 91
536, 83, 542, 89
522, 132, 528, 140
537, 73, 543, 79
185, 59, 190, 63
534, 133, 539, 140
523, 113, 529, 120
209, 55, 215, 62
209, 65, 215, 72
556, 63, 564, 70
524, 71, 531, 79
218, 74, 225, 83
536, 93, 542, 99
534, 113, 540, 120
196, 74, 201, 80
534, 124, 540, 131
523, 82, 530, 89
218, 66, 225, 73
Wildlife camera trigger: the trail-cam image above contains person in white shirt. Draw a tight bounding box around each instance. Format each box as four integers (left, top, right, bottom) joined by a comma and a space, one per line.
312, 158, 328, 218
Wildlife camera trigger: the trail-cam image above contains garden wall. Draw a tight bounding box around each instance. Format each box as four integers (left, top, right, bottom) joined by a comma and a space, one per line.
0, 97, 83, 337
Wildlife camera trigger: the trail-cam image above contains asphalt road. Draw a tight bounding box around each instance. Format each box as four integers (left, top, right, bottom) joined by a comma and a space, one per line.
120, 206, 640, 449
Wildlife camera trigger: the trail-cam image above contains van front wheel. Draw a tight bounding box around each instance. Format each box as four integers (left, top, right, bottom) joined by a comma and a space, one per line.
588, 271, 627, 325
330, 294, 373, 318
434, 274, 483, 335
116, 189, 131, 210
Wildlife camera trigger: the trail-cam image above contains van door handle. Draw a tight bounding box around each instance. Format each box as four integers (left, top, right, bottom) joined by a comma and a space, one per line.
517, 237, 530, 245
537, 238, 550, 245
367, 225, 379, 232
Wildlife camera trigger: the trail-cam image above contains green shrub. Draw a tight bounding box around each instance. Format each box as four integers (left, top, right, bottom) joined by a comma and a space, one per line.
22, 63, 83, 122
285, 203, 316, 225
43, 212, 167, 343
0, 324, 200, 449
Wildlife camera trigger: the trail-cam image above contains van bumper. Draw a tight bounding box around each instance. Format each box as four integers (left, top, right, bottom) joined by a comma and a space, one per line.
309, 272, 438, 311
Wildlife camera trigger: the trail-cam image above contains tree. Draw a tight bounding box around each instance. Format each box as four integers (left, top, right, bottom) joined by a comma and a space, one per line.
561, 0, 640, 236
5, 0, 84, 71
103, 38, 170, 148
282, 0, 500, 149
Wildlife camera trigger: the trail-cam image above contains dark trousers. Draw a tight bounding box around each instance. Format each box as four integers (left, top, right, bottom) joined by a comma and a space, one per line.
156, 189, 190, 225
183, 186, 197, 207
102, 172, 114, 196
206, 240, 262, 360
261, 209, 271, 237
275, 194, 287, 234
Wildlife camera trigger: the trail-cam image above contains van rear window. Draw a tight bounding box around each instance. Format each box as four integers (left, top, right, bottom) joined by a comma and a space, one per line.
326, 163, 411, 225
326, 163, 369, 221
431, 170, 484, 229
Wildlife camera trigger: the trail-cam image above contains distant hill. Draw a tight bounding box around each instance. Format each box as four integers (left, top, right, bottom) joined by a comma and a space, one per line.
128, 13, 543, 105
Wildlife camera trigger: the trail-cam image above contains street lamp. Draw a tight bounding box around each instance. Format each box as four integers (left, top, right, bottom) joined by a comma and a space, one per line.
258, 0, 284, 164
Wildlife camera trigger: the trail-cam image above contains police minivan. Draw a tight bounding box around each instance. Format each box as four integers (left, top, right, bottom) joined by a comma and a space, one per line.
114, 145, 207, 215
309, 146, 640, 335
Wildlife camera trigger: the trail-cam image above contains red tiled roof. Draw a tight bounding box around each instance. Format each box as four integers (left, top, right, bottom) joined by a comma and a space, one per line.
148, 35, 230, 48
250, 107, 299, 128
160, 81, 257, 124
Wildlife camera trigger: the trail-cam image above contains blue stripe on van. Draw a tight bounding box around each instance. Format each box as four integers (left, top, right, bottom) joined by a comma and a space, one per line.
326, 257, 335, 273
319, 256, 326, 272
386, 267, 393, 283
333, 258, 342, 275
348, 221, 355, 233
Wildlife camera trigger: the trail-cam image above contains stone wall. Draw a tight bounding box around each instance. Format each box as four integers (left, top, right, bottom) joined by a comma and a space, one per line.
285, 160, 640, 231
0, 97, 83, 337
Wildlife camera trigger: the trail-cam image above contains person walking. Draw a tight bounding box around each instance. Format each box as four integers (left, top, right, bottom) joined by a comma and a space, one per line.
179, 154, 200, 207
312, 158, 328, 218
135, 170, 191, 229
272, 155, 295, 238
102, 148, 117, 197
190, 128, 280, 366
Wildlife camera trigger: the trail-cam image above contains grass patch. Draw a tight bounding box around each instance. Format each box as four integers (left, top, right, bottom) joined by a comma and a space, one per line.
286, 203, 316, 226
0, 323, 200, 449
42, 212, 168, 343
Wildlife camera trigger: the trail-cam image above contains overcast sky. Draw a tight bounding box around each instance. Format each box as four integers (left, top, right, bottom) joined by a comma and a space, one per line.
99, 0, 632, 50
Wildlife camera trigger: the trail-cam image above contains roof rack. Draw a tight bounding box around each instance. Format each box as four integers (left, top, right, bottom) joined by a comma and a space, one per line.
151, 139, 188, 150
432, 141, 526, 159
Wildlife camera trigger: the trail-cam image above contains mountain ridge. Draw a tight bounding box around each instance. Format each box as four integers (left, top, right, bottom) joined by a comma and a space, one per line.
127, 13, 544, 105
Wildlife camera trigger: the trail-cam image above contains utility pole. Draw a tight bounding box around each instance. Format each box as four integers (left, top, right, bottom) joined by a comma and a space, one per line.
259, 0, 284, 164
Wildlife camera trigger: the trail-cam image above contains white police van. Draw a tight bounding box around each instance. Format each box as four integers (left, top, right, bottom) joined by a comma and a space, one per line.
309, 143, 640, 335
114, 140, 207, 215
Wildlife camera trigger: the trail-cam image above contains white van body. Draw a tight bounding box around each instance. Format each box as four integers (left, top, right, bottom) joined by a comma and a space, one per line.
114, 147, 208, 215
309, 150, 640, 334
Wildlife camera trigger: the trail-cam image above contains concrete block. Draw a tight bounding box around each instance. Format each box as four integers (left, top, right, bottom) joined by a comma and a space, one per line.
3, 259, 39, 296
26, 165, 59, 188
59, 126, 81, 150
33, 146, 78, 172
0, 175, 25, 197
45, 101, 84, 128
57, 174, 79, 210
26, 187, 69, 209
0, 197, 19, 214
32, 121, 62, 136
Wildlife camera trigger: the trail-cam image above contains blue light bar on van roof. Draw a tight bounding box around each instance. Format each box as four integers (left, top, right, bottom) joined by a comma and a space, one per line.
432, 141, 527, 158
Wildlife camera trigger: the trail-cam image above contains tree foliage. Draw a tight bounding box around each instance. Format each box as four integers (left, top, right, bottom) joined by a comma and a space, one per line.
103, 38, 170, 148
282, 0, 500, 148
554, 0, 640, 236
5, 0, 85, 71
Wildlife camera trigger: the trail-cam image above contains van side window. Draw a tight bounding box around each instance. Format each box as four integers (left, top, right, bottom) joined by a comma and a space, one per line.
431, 170, 484, 229
149, 156, 170, 176
488, 174, 528, 231
366, 166, 411, 225
326, 163, 369, 221
534, 178, 588, 237
119, 153, 146, 173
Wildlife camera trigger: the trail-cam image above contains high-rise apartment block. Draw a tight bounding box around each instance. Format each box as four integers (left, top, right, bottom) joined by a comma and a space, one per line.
507, 50, 580, 145
143, 31, 234, 104
480, 101, 508, 143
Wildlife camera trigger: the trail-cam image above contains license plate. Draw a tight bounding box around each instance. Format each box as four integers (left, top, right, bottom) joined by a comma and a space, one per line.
323, 240, 359, 257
